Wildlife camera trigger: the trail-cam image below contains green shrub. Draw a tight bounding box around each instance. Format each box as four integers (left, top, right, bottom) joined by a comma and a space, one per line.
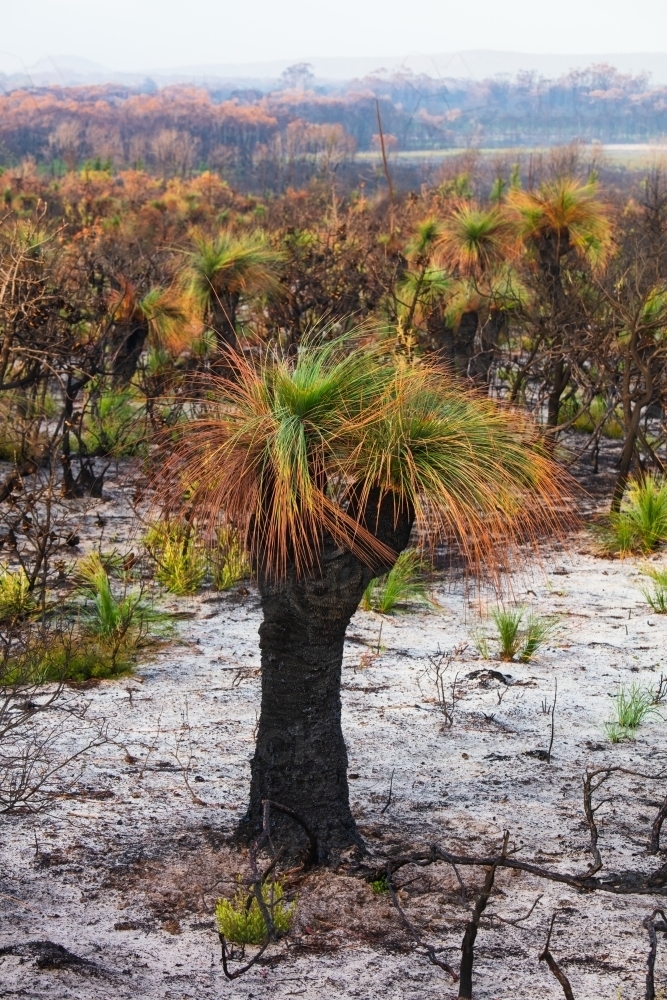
0, 565, 35, 623
596, 474, 667, 556
215, 880, 296, 944
604, 682, 660, 742
558, 394, 623, 439
211, 526, 250, 591
639, 565, 667, 613
361, 550, 430, 614
144, 523, 207, 595
80, 387, 146, 458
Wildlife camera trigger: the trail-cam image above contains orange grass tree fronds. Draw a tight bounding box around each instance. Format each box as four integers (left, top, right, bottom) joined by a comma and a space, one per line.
152, 337, 578, 581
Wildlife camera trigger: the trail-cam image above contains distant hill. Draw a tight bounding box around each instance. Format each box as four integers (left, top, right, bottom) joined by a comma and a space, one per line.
4, 51, 667, 89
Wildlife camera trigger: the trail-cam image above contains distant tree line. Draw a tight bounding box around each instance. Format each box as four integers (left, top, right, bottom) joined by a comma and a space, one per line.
1, 64, 667, 191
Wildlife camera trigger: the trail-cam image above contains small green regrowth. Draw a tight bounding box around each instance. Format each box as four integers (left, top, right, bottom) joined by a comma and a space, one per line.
370, 876, 389, 894
76, 553, 171, 644
640, 565, 667, 614
361, 550, 431, 614
604, 682, 661, 742
144, 522, 207, 595
211, 526, 250, 592
215, 880, 296, 945
0, 564, 35, 623
481, 607, 556, 662
596, 473, 667, 556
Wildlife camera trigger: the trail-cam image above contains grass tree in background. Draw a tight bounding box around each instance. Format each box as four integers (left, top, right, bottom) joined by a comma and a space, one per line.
155, 337, 574, 860
183, 230, 284, 355
508, 177, 612, 429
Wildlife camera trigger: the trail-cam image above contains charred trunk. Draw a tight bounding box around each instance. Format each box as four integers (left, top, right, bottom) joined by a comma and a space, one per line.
239, 492, 413, 861
111, 320, 149, 385
455, 310, 478, 379
468, 310, 507, 386
211, 291, 240, 353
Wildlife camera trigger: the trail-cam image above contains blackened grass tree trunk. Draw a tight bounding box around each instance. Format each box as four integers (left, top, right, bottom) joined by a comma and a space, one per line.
242, 495, 413, 860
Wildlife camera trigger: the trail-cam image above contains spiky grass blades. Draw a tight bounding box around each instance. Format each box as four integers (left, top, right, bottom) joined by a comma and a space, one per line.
508, 178, 612, 267
185, 230, 283, 317
604, 682, 660, 742
596, 474, 667, 556
640, 564, 667, 613
362, 549, 431, 614
155, 339, 576, 580
436, 202, 513, 277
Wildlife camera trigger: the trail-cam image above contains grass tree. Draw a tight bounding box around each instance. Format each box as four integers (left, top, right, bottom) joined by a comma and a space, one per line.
108, 281, 185, 384
433, 202, 513, 380
508, 178, 612, 427
184, 230, 283, 354
156, 339, 573, 860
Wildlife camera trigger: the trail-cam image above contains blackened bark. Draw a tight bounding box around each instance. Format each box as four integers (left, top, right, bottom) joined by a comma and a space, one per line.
239, 491, 413, 860
546, 358, 571, 430
211, 291, 240, 353
111, 320, 149, 385
455, 311, 478, 379
468, 310, 507, 386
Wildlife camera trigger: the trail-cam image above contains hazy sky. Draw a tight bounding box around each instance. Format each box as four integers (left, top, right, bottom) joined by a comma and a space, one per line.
3, 0, 667, 73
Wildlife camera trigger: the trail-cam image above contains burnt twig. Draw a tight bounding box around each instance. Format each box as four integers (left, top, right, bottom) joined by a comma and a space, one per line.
387, 864, 458, 981
381, 768, 395, 815
650, 796, 667, 854
458, 830, 509, 999
547, 678, 557, 763
643, 908, 667, 1000
539, 911, 575, 1000
488, 892, 543, 927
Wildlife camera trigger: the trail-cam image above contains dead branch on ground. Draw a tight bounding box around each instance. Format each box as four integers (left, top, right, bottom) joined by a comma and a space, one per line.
539, 911, 575, 1000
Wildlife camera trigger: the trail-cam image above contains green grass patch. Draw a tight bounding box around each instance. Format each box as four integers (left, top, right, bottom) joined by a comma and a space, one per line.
604, 682, 661, 742
215, 880, 296, 945
0, 564, 35, 623
639, 564, 667, 613
476, 606, 557, 662
211, 526, 250, 592
361, 550, 431, 614
144, 522, 207, 595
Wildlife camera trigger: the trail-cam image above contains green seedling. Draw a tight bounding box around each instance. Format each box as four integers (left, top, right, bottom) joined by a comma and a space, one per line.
215, 880, 296, 945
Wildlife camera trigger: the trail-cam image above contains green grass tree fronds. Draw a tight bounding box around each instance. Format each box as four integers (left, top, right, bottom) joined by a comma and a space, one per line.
75, 553, 172, 670
361, 549, 431, 614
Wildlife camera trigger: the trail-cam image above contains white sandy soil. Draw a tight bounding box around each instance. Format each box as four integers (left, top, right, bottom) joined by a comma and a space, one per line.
1, 485, 667, 999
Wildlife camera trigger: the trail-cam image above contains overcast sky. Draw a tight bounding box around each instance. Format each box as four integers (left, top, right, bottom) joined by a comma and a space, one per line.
2, 0, 667, 74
